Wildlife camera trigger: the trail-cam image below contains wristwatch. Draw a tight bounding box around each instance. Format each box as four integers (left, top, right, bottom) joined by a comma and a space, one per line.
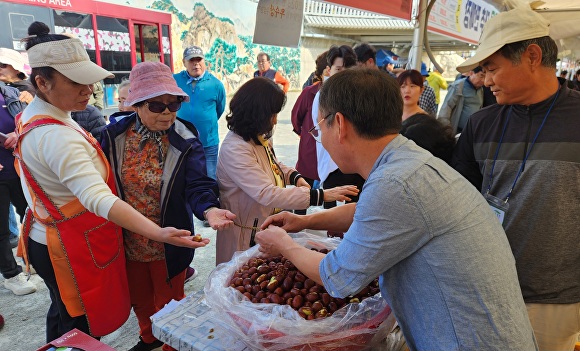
203, 207, 218, 220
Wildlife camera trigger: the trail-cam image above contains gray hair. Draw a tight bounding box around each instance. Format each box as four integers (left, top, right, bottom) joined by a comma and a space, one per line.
118, 77, 130, 91
499, 36, 558, 68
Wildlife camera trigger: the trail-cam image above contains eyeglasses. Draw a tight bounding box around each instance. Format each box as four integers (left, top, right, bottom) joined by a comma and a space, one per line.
308, 113, 332, 143
144, 100, 182, 113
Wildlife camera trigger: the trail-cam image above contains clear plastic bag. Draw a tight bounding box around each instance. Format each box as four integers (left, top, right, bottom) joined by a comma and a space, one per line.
204, 232, 395, 351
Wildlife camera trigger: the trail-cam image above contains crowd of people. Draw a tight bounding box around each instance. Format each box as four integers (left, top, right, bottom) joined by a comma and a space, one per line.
1, 5, 579, 350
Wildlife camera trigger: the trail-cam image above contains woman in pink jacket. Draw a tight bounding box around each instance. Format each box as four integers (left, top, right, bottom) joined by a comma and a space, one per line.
216, 78, 358, 264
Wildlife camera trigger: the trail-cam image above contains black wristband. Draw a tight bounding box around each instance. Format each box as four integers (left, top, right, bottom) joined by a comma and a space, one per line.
309, 189, 324, 206
289, 171, 302, 185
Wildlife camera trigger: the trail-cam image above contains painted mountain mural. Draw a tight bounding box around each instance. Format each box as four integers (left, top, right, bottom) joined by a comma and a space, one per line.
150, 0, 301, 93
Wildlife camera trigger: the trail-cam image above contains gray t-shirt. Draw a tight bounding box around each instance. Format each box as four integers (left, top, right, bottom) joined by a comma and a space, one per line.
320, 135, 537, 350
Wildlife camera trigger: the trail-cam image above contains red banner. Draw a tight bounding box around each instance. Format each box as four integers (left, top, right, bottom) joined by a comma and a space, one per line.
326, 0, 413, 20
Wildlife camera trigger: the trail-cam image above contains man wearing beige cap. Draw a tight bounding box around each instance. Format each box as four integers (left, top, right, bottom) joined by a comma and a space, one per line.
452, 7, 580, 351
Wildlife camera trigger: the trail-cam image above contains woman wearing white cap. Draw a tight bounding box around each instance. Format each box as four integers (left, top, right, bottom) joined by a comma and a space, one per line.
0, 47, 35, 103
14, 21, 207, 342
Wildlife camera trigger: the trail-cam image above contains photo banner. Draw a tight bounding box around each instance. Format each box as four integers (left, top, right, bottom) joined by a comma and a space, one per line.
253, 0, 305, 47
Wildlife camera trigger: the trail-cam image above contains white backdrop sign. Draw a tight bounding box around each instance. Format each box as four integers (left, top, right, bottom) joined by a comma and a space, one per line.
253, 0, 305, 47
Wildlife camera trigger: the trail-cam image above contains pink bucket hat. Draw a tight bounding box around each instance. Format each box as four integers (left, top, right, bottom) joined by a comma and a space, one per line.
124, 61, 189, 106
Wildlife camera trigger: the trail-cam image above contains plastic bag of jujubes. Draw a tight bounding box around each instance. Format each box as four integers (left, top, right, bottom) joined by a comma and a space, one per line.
204, 232, 395, 351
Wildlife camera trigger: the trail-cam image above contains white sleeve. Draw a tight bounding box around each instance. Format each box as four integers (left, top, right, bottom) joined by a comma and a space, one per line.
37, 126, 118, 218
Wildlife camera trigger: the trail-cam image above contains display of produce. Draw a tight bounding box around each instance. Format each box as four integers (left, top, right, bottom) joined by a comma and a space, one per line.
227, 251, 380, 320
204, 232, 395, 351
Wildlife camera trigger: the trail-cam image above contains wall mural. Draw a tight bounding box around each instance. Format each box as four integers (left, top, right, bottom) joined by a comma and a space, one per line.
126, 0, 301, 93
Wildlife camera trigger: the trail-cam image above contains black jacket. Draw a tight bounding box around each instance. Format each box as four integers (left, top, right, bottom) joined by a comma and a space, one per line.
71, 105, 107, 139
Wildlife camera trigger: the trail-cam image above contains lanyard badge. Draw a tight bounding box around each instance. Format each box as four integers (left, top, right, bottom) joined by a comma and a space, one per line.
484, 192, 509, 225
484, 88, 560, 227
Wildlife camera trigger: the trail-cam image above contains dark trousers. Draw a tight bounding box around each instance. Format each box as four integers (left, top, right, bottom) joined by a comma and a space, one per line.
323, 169, 365, 209
0, 177, 27, 279
28, 239, 91, 342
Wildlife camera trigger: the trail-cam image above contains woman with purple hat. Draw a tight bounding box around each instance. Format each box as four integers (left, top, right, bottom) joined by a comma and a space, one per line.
15, 21, 209, 343
101, 61, 235, 351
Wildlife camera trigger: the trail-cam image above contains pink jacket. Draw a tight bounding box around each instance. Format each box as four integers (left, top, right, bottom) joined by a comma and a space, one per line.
216, 131, 310, 264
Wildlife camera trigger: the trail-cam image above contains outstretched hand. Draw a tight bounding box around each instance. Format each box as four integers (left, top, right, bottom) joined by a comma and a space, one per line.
323, 185, 359, 203
207, 208, 236, 230
159, 227, 210, 248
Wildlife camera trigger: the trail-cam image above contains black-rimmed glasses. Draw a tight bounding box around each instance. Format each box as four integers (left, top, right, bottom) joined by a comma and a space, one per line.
144, 101, 182, 113
308, 113, 332, 143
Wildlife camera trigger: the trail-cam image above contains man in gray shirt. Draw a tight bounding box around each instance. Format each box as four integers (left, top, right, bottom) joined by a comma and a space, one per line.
256, 68, 537, 350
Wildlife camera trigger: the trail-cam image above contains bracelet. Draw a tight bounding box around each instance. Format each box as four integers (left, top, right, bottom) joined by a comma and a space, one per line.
203, 207, 218, 220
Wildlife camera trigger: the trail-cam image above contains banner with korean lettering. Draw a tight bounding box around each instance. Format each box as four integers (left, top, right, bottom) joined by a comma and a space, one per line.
253, 0, 304, 47
428, 0, 498, 44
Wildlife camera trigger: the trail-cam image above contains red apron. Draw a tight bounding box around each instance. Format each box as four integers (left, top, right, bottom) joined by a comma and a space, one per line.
14, 115, 130, 337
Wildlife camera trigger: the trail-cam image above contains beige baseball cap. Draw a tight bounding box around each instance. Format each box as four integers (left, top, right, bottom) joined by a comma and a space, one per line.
457, 7, 550, 73
27, 37, 113, 84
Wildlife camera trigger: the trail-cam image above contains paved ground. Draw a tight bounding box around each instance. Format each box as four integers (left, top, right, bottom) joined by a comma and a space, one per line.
0, 92, 302, 351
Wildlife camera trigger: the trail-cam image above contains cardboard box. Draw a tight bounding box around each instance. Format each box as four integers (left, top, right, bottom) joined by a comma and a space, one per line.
36, 329, 115, 351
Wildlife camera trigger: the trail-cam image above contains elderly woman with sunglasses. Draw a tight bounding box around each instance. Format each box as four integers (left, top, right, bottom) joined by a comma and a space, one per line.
216, 77, 358, 264
101, 61, 235, 351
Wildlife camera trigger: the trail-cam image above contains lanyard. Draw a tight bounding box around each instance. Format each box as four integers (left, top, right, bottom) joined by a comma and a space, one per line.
485, 88, 560, 203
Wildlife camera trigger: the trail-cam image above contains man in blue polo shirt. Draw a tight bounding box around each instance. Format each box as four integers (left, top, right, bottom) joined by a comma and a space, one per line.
174, 46, 226, 180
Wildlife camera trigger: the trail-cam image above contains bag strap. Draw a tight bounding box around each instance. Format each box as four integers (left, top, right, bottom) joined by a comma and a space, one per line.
14, 115, 111, 222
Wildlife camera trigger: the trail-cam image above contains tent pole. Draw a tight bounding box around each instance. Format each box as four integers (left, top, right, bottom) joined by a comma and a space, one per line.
408, 0, 427, 71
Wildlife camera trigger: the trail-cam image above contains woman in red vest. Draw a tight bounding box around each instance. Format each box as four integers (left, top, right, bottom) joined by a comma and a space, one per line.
14, 21, 207, 343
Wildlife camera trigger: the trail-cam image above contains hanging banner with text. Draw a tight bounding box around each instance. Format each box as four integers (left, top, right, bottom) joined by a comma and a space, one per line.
428, 0, 498, 44
253, 0, 305, 47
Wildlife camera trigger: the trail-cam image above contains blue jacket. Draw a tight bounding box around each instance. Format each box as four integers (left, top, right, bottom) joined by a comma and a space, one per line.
173, 70, 226, 148
100, 113, 220, 279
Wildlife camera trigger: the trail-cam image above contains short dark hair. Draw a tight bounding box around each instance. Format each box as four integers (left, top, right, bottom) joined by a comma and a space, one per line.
226, 77, 286, 143
326, 45, 357, 68
498, 36, 558, 69
397, 70, 424, 87
353, 43, 377, 64
313, 50, 329, 83
23, 21, 69, 90
257, 52, 270, 61
400, 114, 456, 165
319, 68, 402, 139
472, 66, 483, 74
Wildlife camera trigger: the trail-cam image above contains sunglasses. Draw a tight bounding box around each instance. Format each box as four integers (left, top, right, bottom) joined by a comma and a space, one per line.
144, 100, 182, 113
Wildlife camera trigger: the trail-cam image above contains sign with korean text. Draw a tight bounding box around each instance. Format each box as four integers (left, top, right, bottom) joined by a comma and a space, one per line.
428, 0, 498, 44
253, 0, 305, 47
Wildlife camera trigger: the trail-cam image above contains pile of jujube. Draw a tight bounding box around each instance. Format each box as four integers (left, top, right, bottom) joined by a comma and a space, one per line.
228, 248, 380, 320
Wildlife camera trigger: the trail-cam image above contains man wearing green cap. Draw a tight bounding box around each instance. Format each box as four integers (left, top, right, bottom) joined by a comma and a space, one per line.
453, 6, 580, 351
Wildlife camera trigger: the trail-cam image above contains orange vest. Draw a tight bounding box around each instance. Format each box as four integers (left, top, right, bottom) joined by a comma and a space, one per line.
14, 115, 130, 337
